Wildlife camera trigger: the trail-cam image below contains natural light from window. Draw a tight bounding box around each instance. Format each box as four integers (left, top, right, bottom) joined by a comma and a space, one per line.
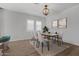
27, 20, 34, 31
36, 21, 42, 31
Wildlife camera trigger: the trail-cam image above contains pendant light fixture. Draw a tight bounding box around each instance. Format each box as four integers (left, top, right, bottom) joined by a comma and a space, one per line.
43, 5, 49, 16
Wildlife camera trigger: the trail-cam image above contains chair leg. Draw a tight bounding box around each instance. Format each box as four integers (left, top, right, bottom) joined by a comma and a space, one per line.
37, 41, 40, 48
36, 40, 39, 48
41, 42, 43, 53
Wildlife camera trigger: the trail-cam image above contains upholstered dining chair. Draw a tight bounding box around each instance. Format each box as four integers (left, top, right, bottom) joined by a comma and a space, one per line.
32, 32, 39, 47
37, 32, 49, 53
58, 33, 63, 46
55, 32, 63, 46
0, 35, 10, 55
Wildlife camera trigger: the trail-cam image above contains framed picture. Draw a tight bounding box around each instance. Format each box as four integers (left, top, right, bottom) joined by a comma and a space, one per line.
52, 20, 58, 28
58, 17, 67, 28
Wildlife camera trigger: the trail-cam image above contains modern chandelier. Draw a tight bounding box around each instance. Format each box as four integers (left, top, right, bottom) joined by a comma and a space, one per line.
43, 5, 49, 16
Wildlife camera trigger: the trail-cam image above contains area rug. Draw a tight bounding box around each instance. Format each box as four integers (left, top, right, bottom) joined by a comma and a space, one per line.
0, 40, 71, 56
30, 40, 71, 56
0, 40, 40, 56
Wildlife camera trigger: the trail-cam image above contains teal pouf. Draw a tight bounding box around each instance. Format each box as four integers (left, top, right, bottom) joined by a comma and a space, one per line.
0, 35, 10, 43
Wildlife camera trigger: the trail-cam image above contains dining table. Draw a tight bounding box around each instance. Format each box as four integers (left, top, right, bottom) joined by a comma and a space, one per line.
41, 33, 58, 37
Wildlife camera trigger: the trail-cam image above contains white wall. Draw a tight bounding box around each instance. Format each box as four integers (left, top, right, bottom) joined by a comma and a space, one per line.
1, 9, 45, 41
46, 5, 79, 46
0, 9, 4, 35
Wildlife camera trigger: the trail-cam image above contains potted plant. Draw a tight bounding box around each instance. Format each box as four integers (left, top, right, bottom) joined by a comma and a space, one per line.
43, 26, 49, 33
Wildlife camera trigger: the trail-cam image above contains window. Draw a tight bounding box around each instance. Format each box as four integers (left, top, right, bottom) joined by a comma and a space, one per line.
58, 18, 67, 28
53, 20, 58, 27
27, 20, 34, 31
36, 21, 42, 31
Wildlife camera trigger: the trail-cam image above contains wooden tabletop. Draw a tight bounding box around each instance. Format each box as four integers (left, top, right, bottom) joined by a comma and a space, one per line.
41, 33, 58, 37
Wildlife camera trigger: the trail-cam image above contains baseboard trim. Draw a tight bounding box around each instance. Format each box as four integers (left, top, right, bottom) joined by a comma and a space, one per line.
9, 39, 31, 42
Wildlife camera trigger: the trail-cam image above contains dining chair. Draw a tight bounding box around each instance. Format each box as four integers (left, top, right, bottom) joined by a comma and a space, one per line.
56, 32, 63, 46
51, 32, 58, 44
37, 32, 49, 53
32, 32, 38, 47
58, 33, 63, 46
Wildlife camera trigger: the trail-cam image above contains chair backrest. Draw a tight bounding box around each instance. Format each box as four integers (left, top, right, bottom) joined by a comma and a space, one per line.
37, 32, 43, 42
32, 32, 38, 40
58, 32, 63, 40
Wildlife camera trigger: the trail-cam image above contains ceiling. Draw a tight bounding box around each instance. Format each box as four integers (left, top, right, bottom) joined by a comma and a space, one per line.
0, 3, 79, 17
